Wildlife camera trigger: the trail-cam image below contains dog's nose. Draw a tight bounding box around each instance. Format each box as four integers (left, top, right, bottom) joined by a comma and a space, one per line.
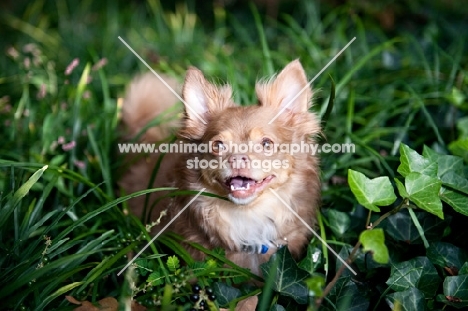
229, 154, 249, 165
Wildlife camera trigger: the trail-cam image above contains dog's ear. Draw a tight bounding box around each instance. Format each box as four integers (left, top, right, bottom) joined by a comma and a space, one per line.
182, 67, 233, 129
256, 59, 311, 113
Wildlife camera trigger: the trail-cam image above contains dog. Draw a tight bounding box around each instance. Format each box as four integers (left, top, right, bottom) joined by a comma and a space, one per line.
119, 60, 321, 275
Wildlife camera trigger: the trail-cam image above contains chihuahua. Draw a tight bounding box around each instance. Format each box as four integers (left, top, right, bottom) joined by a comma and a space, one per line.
119, 60, 321, 275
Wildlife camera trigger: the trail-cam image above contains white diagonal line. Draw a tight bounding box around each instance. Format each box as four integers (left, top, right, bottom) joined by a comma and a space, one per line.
268, 37, 356, 124
117, 188, 206, 276
269, 189, 357, 275
118, 36, 207, 125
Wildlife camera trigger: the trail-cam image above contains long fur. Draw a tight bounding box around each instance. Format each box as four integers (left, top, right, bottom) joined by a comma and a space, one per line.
119, 60, 321, 275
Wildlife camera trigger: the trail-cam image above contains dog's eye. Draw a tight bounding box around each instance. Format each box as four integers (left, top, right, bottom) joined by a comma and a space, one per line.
262, 138, 274, 150
212, 140, 226, 153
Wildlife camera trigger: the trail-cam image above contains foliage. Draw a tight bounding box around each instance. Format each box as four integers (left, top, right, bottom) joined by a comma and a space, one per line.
0, 0, 467, 310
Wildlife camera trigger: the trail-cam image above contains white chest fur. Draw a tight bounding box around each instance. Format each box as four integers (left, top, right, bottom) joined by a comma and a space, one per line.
202, 194, 294, 250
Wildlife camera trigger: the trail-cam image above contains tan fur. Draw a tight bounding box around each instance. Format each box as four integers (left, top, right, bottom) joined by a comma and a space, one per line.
119, 60, 321, 275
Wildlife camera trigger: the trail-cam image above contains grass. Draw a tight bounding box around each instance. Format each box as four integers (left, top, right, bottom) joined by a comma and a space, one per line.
0, 0, 467, 310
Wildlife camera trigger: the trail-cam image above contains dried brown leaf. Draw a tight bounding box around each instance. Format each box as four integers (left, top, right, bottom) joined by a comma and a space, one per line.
235, 295, 258, 311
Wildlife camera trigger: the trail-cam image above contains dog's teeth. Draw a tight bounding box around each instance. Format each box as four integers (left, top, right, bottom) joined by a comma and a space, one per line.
247, 183, 250, 190
230, 185, 234, 191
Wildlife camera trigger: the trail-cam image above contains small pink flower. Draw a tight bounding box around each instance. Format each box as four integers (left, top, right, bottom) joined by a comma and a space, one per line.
7, 47, 19, 59
23, 109, 30, 117
86, 76, 93, 84
92, 58, 108, 71
23, 43, 38, 53
83, 90, 91, 99
62, 141, 76, 151
65, 58, 79, 75
24, 57, 31, 69
36, 84, 47, 99
73, 160, 86, 169
57, 136, 65, 144
2, 104, 12, 114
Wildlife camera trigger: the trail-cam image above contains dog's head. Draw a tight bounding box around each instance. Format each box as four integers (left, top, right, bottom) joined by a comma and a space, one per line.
179, 60, 321, 205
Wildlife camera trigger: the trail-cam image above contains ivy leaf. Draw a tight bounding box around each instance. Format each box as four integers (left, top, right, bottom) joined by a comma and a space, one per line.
436, 154, 465, 177
212, 282, 241, 307
449, 138, 468, 163
443, 275, 468, 306
166, 255, 180, 272
395, 178, 408, 198
386, 287, 426, 311
386, 256, 440, 297
449, 275, 468, 295
260, 247, 309, 304
348, 169, 397, 212
325, 209, 351, 237
426, 242, 468, 271
298, 243, 322, 275
398, 144, 437, 178
440, 187, 468, 217
436, 294, 468, 309
459, 262, 468, 275
322, 277, 369, 311
404, 172, 443, 219
440, 172, 468, 195
305, 275, 325, 297
381, 209, 450, 244
359, 229, 389, 264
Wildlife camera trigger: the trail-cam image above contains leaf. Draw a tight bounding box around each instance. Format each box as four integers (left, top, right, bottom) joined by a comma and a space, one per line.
449, 138, 468, 163
323, 277, 370, 311
359, 229, 389, 264
436, 154, 465, 177
235, 295, 258, 311
436, 294, 468, 309
386, 256, 440, 297
440, 187, 468, 216
426, 242, 468, 271
348, 169, 397, 212
298, 244, 322, 274
325, 209, 351, 237
97, 297, 119, 310
212, 282, 241, 306
381, 209, 449, 244
66, 295, 83, 305
147, 271, 164, 286
305, 275, 325, 297
269, 305, 286, 311
459, 262, 468, 275
443, 275, 468, 303
386, 287, 426, 311
260, 247, 309, 304
394, 178, 408, 198
166, 255, 180, 272
0, 165, 48, 228
36, 282, 84, 310
440, 172, 468, 195
404, 172, 443, 219
398, 144, 437, 178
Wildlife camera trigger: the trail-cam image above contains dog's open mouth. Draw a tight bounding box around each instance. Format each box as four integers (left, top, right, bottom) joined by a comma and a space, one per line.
225, 175, 275, 199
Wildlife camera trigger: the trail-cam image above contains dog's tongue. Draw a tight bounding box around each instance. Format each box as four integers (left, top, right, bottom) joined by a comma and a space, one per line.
229, 177, 255, 188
